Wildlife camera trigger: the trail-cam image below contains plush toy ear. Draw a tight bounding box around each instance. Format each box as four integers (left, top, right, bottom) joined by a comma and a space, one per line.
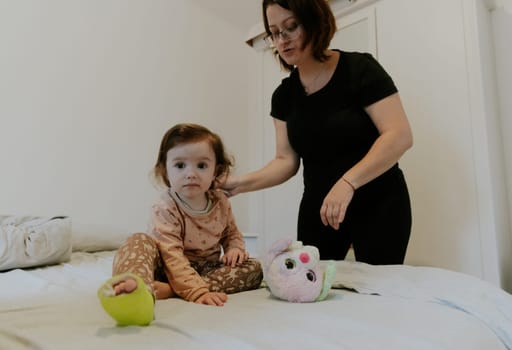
264, 236, 295, 271
315, 260, 337, 302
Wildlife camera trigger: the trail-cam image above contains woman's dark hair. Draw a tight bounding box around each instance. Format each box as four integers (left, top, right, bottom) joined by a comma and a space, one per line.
262, 0, 337, 72
153, 123, 233, 188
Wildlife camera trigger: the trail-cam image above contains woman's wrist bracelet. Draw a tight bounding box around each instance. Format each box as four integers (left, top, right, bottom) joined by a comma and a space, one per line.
342, 177, 356, 191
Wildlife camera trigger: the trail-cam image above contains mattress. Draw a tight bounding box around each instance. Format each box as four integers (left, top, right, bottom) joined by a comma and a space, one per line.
0, 250, 511, 350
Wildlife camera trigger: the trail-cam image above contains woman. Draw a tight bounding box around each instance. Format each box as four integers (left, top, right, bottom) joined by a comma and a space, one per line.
223, 0, 413, 264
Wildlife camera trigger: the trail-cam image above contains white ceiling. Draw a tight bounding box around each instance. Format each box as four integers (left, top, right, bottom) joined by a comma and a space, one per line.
191, 0, 261, 30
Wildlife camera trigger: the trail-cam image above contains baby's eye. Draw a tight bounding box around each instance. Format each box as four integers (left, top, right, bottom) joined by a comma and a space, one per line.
174, 162, 185, 169
197, 162, 208, 169
284, 258, 296, 270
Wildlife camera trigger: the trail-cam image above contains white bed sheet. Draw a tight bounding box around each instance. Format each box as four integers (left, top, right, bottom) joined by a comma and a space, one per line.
0, 251, 511, 350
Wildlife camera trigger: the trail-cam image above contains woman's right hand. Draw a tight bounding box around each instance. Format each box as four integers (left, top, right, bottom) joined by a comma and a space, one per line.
216, 175, 240, 197
195, 292, 228, 306
320, 177, 355, 230
217, 119, 300, 197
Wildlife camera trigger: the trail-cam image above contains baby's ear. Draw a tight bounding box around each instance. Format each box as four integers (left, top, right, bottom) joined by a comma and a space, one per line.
215, 163, 229, 179
213, 171, 226, 189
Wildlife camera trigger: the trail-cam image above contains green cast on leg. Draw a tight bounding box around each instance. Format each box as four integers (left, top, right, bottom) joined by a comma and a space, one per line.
97, 273, 154, 326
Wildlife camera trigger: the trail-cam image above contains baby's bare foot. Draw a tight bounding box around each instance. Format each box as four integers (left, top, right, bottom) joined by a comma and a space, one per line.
152, 281, 174, 300
113, 278, 137, 295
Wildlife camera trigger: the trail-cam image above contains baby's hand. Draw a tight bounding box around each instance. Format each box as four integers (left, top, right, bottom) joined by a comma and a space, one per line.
221, 248, 249, 267
195, 292, 228, 306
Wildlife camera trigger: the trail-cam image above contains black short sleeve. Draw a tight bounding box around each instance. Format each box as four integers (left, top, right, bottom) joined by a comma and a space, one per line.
270, 77, 292, 121
357, 53, 398, 107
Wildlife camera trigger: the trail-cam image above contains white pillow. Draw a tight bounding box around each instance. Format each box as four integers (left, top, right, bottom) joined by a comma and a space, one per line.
71, 223, 132, 252
0, 216, 72, 271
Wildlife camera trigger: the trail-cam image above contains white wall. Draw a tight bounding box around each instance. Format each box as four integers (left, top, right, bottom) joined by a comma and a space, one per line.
1, 0, 511, 284
0, 0, 258, 246
494, 0, 512, 11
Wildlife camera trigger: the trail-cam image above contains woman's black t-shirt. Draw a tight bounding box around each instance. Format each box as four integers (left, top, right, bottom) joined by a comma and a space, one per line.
271, 50, 399, 195
269, 50, 411, 262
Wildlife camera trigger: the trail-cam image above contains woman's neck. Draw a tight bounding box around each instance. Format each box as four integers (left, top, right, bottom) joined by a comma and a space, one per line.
298, 50, 337, 95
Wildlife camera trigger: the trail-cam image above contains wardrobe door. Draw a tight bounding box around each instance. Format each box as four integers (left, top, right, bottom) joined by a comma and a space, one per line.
375, 0, 501, 282
330, 5, 377, 56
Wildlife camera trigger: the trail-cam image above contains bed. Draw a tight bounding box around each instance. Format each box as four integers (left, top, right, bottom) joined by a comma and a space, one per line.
1, 247, 512, 350
1, 216, 512, 349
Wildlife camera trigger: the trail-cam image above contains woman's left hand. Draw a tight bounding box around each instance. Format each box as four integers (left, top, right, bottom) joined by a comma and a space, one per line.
320, 178, 355, 230
222, 248, 249, 267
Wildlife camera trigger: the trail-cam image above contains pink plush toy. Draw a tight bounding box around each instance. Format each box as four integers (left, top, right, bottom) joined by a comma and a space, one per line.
263, 236, 336, 303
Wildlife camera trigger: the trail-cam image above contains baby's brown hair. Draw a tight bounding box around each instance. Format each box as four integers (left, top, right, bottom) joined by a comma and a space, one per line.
153, 123, 233, 188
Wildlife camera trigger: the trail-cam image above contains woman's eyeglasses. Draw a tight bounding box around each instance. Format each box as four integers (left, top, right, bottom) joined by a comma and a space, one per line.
264, 22, 301, 45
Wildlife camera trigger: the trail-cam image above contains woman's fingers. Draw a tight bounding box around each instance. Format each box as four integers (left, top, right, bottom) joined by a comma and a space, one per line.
321, 202, 347, 230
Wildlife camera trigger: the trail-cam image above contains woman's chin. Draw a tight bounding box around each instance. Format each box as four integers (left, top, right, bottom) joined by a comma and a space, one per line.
280, 51, 296, 64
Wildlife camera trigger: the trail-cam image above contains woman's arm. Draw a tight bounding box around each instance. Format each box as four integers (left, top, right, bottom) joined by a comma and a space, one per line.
321, 92, 412, 229
222, 118, 300, 196
343, 92, 413, 188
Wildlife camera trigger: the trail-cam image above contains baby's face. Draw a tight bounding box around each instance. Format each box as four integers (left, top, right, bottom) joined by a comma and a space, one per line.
166, 141, 216, 202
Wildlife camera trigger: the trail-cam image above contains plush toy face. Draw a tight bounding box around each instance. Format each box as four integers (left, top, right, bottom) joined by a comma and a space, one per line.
264, 237, 336, 303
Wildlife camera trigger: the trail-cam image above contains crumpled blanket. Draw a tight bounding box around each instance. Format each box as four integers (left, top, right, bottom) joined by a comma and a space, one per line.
327, 260, 512, 350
